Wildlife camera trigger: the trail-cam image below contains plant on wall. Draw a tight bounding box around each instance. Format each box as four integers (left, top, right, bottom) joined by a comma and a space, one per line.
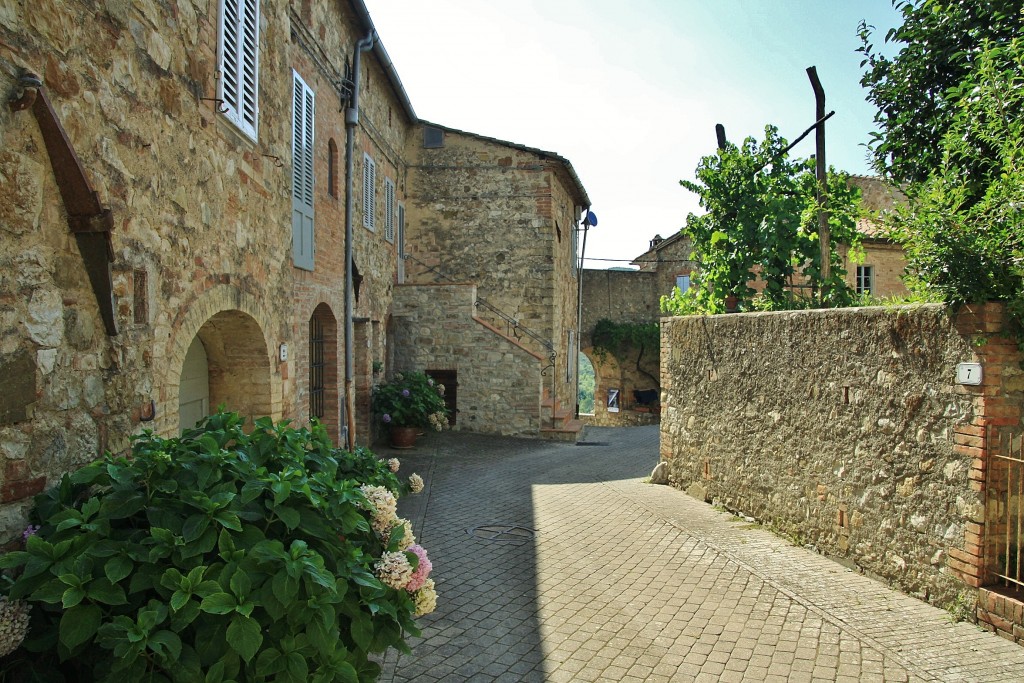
662, 125, 862, 315
591, 319, 660, 388
0, 412, 435, 682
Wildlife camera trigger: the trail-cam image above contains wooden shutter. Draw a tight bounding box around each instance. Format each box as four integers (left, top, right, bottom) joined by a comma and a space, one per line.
217, 0, 260, 140
363, 154, 376, 230
384, 178, 395, 242
292, 71, 315, 270
397, 203, 406, 283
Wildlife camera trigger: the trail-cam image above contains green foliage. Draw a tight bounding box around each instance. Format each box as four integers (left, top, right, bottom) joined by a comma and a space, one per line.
371, 372, 448, 431
663, 125, 862, 315
885, 37, 1024, 318
591, 320, 659, 364
0, 412, 426, 682
858, 0, 1023, 184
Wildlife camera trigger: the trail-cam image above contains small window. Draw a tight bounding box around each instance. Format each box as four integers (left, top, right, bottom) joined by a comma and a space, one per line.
217, 0, 260, 140
328, 138, 338, 197
856, 265, 873, 295
384, 178, 395, 243
675, 275, 691, 294
362, 154, 376, 231
423, 126, 444, 148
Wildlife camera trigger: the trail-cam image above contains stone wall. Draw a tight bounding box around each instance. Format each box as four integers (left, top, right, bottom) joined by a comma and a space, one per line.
390, 284, 543, 436
660, 303, 1023, 608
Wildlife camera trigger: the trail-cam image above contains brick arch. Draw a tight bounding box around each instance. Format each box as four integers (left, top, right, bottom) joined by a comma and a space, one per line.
580, 345, 622, 424
158, 285, 281, 435
307, 302, 340, 442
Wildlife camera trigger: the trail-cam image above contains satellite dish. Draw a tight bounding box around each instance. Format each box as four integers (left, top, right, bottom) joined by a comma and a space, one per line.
585, 211, 598, 227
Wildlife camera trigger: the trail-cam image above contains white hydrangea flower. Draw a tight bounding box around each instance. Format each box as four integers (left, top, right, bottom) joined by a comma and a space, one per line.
375, 551, 413, 590
408, 473, 424, 494
0, 596, 30, 657
387, 458, 401, 473
413, 578, 437, 616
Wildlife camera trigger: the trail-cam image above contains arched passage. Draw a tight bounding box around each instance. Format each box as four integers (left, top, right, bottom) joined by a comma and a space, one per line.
174, 310, 273, 432
578, 350, 596, 415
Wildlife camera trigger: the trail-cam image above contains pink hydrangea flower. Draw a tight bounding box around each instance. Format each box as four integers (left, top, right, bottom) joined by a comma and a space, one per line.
405, 544, 432, 592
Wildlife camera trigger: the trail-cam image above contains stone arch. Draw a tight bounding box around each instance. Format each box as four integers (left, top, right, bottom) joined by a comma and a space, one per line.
580, 345, 622, 425
308, 302, 340, 442
158, 285, 281, 435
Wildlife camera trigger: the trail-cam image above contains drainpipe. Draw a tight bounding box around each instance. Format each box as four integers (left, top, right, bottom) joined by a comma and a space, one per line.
574, 207, 591, 419
343, 31, 375, 451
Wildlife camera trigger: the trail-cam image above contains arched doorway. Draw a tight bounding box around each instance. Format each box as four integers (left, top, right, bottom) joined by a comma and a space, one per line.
174, 310, 273, 432
309, 304, 340, 442
179, 335, 210, 431
578, 351, 596, 415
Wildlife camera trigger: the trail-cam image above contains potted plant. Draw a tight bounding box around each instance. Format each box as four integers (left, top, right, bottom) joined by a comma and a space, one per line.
372, 371, 449, 448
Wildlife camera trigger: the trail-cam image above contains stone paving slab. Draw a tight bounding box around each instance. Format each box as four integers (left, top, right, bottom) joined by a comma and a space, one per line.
376, 426, 1024, 682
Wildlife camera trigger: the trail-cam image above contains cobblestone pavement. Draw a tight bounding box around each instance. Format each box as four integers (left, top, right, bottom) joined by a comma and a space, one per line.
377, 426, 1024, 682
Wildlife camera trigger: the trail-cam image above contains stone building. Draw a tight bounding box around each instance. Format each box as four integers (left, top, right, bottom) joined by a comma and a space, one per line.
396, 123, 589, 438
0, 0, 590, 542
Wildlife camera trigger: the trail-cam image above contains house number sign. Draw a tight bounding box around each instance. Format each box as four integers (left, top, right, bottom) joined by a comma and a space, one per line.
956, 362, 982, 385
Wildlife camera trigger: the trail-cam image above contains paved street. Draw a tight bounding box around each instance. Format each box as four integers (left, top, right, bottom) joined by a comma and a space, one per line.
377, 426, 1024, 682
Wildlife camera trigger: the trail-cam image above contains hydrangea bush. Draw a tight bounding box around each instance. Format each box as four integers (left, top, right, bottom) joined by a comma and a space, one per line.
0, 412, 434, 682
371, 372, 448, 431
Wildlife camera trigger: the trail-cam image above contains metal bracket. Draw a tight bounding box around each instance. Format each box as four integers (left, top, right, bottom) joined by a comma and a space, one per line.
201, 96, 229, 114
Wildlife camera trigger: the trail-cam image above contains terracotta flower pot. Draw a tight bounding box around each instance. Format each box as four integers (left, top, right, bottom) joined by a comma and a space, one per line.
389, 426, 419, 449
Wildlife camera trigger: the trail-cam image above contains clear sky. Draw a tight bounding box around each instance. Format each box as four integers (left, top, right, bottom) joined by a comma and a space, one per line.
364, 0, 904, 268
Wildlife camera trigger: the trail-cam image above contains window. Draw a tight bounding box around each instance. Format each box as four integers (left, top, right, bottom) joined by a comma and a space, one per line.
327, 138, 338, 198
309, 315, 325, 419
362, 154, 376, 230
423, 126, 444, 148
217, 0, 260, 140
675, 274, 691, 294
856, 265, 873, 295
384, 178, 395, 243
566, 330, 575, 383
291, 70, 315, 270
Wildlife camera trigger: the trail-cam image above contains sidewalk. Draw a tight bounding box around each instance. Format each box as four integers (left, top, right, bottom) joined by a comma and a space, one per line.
377, 426, 1024, 682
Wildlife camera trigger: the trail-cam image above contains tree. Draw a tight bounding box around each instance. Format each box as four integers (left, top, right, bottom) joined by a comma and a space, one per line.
887, 37, 1024, 313
662, 125, 862, 315
858, 0, 1023, 184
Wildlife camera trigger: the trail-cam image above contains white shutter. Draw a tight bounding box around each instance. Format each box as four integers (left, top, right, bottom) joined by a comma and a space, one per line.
217, 0, 260, 140
363, 154, 376, 230
384, 178, 395, 242
292, 71, 315, 270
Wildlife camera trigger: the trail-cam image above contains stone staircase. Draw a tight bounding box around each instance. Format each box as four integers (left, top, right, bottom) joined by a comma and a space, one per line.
540, 389, 585, 442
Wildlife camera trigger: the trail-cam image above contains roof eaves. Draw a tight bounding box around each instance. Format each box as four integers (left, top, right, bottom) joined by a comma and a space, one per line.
420, 120, 591, 208
348, 0, 417, 124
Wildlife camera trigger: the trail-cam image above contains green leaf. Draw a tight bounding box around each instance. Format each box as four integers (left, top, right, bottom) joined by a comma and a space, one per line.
60, 604, 102, 649
205, 658, 226, 683
200, 592, 237, 615
105, 555, 134, 584
62, 586, 87, 608
183, 514, 211, 542
272, 572, 298, 604
226, 614, 262, 663
0, 551, 30, 569
350, 613, 373, 651
284, 651, 308, 682
274, 505, 301, 531
148, 629, 182, 662
229, 570, 251, 600
213, 511, 242, 532
170, 590, 191, 612
88, 577, 128, 605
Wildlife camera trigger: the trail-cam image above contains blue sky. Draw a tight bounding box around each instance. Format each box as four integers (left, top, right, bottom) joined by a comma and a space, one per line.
365, 0, 904, 267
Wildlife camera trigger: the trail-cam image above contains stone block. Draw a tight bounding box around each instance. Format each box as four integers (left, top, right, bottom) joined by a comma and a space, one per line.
0, 349, 36, 426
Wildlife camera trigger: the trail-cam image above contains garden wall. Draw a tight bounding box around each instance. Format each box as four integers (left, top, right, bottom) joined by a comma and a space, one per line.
660, 303, 1024, 609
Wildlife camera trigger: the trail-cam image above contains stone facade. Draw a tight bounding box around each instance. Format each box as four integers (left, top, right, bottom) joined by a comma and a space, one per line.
660, 303, 1023, 612
404, 124, 589, 416
0, 0, 591, 542
390, 284, 543, 436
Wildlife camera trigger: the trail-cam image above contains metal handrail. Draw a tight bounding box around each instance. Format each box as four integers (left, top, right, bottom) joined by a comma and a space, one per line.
474, 298, 554, 353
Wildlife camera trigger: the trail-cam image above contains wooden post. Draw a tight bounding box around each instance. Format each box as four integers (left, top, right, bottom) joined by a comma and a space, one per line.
807, 66, 831, 296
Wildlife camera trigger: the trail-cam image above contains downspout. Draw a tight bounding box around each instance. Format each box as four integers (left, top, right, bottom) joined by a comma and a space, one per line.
343, 31, 375, 451
574, 208, 590, 419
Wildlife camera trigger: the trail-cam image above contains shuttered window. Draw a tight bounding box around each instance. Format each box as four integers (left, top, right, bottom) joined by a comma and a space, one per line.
363, 154, 376, 230
397, 203, 406, 283
291, 71, 315, 270
217, 0, 260, 140
384, 178, 395, 243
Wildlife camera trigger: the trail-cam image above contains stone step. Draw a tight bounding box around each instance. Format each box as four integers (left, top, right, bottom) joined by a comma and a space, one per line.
539, 419, 585, 443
